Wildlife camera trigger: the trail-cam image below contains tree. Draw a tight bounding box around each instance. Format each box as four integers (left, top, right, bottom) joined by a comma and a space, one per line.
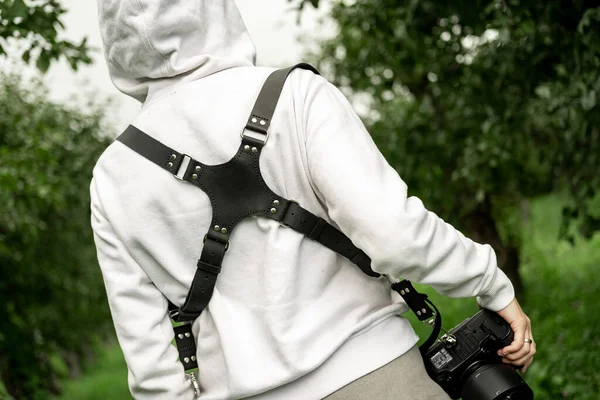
0, 0, 91, 72
0, 1, 109, 398
292, 0, 600, 295
0, 75, 112, 399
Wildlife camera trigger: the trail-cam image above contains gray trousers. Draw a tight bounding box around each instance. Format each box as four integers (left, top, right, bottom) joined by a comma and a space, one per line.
323, 345, 452, 400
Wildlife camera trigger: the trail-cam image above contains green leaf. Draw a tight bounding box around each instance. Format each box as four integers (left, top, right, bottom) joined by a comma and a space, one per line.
0, 0, 91, 72
4, 0, 28, 20
21, 49, 30, 64
35, 53, 50, 73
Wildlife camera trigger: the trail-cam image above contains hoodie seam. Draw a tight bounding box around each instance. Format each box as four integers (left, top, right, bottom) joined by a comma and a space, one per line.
132, 0, 171, 76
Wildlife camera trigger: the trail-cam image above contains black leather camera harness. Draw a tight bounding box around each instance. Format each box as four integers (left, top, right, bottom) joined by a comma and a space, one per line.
115, 63, 441, 373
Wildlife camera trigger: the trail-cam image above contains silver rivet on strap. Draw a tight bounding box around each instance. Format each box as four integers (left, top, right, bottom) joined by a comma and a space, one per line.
259, 120, 266, 126
273, 200, 280, 206
191, 356, 196, 361
178, 334, 184, 339
244, 145, 250, 151
421, 308, 427, 314
405, 288, 410, 293
251, 147, 258, 153
184, 357, 190, 363
214, 225, 220, 231
270, 208, 277, 214
400, 290, 405, 295
195, 165, 201, 172
221, 227, 228, 234
251, 117, 258, 123
185, 332, 191, 338
192, 174, 198, 180
170, 154, 177, 160
167, 162, 174, 168
417, 311, 422, 316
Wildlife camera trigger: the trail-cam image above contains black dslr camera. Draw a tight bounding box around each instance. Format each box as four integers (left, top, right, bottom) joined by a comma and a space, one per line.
421, 309, 534, 400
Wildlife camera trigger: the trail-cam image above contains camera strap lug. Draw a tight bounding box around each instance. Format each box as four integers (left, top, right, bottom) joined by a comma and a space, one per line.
389, 283, 446, 355
391, 280, 435, 321
440, 332, 457, 346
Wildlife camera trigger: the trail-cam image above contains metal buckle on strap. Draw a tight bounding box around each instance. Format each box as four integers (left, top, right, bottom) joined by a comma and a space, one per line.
169, 308, 181, 319
170, 309, 198, 323
240, 127, 269, 145
173, 154, 192, 181
278, 200, 297, 227
203, 234, 229, 252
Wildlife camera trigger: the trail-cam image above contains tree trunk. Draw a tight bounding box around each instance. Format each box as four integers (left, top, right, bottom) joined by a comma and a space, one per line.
463, 199, 524, 298
63, 350, 83, 379
503, 244, 523, 297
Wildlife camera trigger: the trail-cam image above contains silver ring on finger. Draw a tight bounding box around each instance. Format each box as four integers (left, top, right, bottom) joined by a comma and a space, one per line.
524, 338, 533, 344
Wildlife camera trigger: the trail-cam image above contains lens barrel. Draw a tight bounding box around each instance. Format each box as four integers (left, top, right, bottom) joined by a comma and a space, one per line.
461, 363, 534, 400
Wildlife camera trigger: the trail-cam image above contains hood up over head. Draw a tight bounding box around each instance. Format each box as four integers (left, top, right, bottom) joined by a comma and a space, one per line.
97, 0, 257, 103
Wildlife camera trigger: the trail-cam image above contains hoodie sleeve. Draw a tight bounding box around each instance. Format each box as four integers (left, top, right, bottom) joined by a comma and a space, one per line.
303, 76, 515, 312
90, 178, 195, 400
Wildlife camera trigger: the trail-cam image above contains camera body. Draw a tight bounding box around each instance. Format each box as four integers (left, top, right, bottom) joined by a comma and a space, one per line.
422, 309, 533, 400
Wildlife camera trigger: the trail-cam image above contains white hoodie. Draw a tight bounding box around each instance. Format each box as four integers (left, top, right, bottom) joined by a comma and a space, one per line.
91, 1, 515, 399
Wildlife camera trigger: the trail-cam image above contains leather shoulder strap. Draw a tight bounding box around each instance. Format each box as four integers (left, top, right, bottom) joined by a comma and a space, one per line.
243, 63, 319, 143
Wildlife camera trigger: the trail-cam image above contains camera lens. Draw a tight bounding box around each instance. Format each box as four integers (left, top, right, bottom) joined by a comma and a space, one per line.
461, 363, 534, 400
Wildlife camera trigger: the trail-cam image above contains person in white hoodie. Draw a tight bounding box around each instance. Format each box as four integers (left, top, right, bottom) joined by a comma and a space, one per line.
91, 1, 536, 399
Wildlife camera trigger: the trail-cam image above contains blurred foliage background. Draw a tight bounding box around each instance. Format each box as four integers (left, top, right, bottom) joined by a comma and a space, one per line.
1, 0, 599, 399
299, 0, 600, 297
0, 1, 111, 399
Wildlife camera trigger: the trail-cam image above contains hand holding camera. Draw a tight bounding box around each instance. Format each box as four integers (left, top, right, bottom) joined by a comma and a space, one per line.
495, 298, 536, 373
420, 297, 535, 400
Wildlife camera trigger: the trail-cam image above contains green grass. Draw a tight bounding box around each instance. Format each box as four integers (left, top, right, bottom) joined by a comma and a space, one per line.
1, 382, 15, 400
55, 194, 600, 400
54, 346, 131, 400
517, 196, 600, 399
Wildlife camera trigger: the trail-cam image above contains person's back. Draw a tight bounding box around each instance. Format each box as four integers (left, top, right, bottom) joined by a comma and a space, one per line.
91, 1, 534, 399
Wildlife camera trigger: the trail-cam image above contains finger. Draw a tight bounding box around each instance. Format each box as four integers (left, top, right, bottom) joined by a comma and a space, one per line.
503, 343, 535, 366
520, 356, 534, 373
503, 342, 532, 361
504, 326, 534, 361
499, 320, 527, 356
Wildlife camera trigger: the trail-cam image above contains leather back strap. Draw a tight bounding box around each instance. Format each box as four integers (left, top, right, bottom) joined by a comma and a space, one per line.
115, 63, 434, 323
116, 63, 439, 368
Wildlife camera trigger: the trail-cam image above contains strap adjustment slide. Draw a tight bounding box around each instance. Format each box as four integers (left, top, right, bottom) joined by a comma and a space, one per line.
197, 260, 222, 275
278, 200, 297, 227
241, 126, 269, 146
204, 228, 229, 251
173, 153, 192, 181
